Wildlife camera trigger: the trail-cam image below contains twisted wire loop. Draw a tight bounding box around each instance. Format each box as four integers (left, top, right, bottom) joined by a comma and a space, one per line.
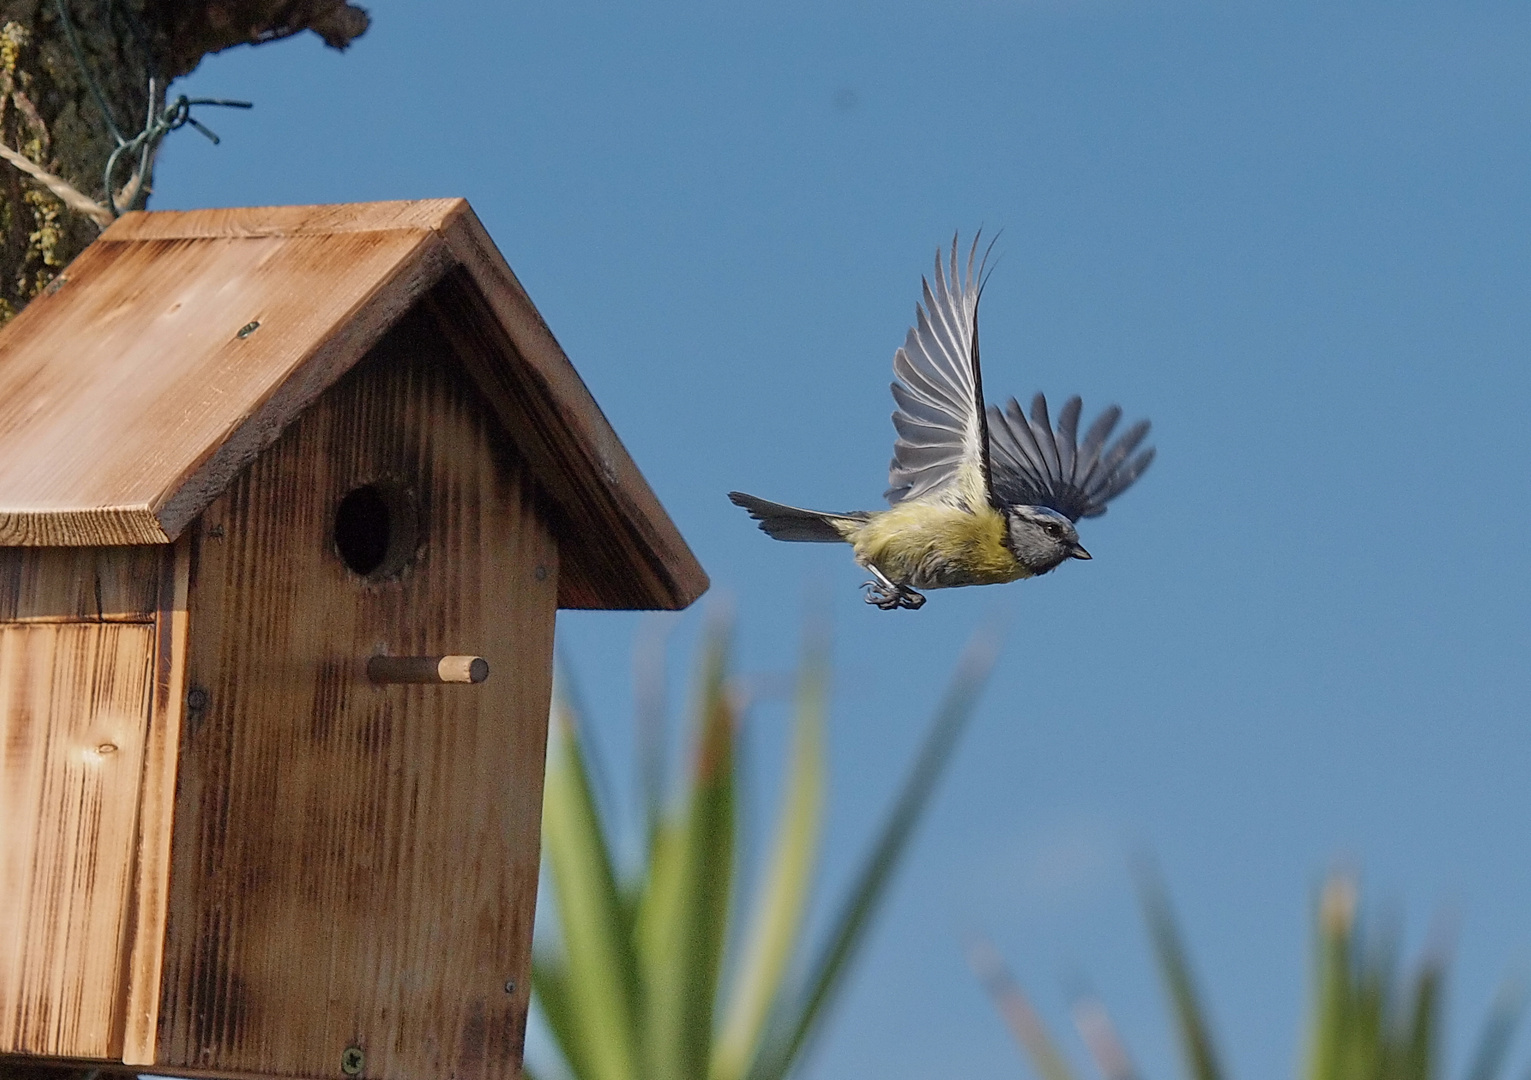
102, 81, 252, 215
50, 0, 252, 218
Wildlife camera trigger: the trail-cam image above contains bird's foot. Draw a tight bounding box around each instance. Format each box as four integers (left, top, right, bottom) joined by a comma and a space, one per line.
861, 563, 926, 610
861, 580, 926, 610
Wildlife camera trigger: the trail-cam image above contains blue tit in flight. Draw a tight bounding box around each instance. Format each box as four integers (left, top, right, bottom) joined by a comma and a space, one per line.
728, 235, 1154, 610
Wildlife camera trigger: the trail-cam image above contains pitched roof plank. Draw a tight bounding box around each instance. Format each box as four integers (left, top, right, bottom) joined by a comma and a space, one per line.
100, 199, 466, 240
0, 199, 706, 611
433, 211, 707, 610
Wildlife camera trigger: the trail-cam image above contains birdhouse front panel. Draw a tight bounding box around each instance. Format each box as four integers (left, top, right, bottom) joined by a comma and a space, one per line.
152, 305, 558, 1080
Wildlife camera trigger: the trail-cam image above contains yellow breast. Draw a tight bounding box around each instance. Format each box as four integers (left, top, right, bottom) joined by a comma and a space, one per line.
846, 501, 1026, 590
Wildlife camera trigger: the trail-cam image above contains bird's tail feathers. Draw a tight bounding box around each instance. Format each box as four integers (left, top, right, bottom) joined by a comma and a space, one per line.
727, 492, 867, 543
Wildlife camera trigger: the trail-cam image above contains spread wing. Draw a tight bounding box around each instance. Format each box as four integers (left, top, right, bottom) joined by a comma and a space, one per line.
987, 393, 1155, 520
884, 235, 997, 508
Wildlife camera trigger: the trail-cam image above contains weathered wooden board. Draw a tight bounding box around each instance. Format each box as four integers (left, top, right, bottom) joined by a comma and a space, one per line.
424, 260, 705, 610
0, 224, 447, 546
435, 210, 709, 610
0, 621, 157, 1059
0, 547, 162, 623
156, 307, 557, 1080
122, 542, 192, 1065
0, 198, 705, 611
106, 200, 465, 240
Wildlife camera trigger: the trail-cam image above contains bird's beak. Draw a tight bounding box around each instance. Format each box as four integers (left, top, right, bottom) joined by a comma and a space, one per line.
1068, 544, 1092, 560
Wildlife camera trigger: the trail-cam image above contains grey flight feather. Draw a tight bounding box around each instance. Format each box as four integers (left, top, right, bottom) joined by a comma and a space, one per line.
987, 393, 1155, 520
727, 491, 869, 543
884, 234, 1153, 520
884, 233, 997, 506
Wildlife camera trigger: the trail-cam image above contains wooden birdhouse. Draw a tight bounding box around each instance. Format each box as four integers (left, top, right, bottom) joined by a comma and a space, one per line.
0, 200, 706, 1080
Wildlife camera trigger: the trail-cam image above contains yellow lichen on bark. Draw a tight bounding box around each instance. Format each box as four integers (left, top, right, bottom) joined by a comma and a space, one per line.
0, 19, 69, 322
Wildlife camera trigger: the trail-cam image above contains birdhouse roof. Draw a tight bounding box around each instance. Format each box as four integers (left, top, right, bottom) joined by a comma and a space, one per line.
0, 199, 706, 610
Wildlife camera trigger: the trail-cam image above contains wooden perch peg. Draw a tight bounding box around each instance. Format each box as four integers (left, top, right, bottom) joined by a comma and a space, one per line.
368, 655, 490, 685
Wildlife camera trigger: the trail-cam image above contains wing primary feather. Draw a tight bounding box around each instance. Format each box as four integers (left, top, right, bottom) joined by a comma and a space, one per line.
1097, 447, 1156, 503
1056, 396, 1082, 485
1073, 405, 1123, 489
1088, 419, 1152, 494
885, 232, 1009, 508
985, 395, 1153, 520
1028, 393, 1062, 486
893, 414, 964, 443
968, 235, 997, 507
892, 442, 963, 469
921, 277, 962, 382
891, 383, 965, 431
894, 344, 964, 411
1005, 397, 1051, 485
987, 405, 1047, 491
975, 230, 1003, 295
1077, 446, 1155, 517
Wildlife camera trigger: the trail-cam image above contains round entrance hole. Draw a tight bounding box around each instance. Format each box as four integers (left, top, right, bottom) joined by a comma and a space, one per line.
334, 482, 417, 580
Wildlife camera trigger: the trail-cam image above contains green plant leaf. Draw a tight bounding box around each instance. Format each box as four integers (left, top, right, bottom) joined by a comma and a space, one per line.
1136, 866, 1226, 1080
966, 938, 1082, 1080
636, 621, 737, 1080
711, 623, 829, 1080
634, 614, 675, 849
746, 621, 1004, 1080
1396, 952, 1441, 1080
1305, 874, 1357, 1080
530, 950, 592, 1080
538, 685, 643, 1080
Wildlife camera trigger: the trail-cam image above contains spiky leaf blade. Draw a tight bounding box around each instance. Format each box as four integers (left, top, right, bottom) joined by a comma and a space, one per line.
538, 687, 642, 1080
637, 624, 737, 1080
712, 625, 829, 1080
1137, 869, 1226, 1080
745, 622, 1004, 1080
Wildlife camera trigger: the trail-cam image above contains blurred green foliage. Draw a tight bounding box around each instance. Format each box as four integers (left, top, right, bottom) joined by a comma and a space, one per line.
973, 871, 1527, 1080
531, 613, 1001, 1080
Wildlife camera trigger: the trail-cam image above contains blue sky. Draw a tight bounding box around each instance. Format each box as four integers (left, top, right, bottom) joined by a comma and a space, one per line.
162, 2, 1531, 1076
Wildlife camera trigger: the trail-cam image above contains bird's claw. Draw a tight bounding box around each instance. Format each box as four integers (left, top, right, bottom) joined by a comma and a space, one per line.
861, 580, 926, 610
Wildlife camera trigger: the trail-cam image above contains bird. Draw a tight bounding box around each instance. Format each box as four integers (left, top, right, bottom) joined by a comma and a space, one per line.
728, 235, 1155, 610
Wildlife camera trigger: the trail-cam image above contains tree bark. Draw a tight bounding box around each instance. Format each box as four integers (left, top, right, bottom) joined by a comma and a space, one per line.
0, 0, 367, 320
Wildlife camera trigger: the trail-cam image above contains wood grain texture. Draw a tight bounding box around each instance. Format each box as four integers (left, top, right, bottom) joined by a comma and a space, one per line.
436, 209, 708, 610
0, 622, 157, 1059
0, 224, 446, 547
103, 200, 464, 241
121, 541, 192, 1065
0, 198, 703, 609
157, 308, 558, 1080
0, 548, 162, 623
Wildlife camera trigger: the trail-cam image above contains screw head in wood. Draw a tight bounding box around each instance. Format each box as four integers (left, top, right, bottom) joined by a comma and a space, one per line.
340, 1047, 364, 1075
236, 320, 261, 339
505, 979, 516, 994
187, 687, 210, 710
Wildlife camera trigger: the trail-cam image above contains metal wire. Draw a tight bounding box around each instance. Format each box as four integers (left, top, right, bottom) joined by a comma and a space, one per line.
103, 79, 251, 214
50, 0, 124, 144
50, 0, 252, 217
